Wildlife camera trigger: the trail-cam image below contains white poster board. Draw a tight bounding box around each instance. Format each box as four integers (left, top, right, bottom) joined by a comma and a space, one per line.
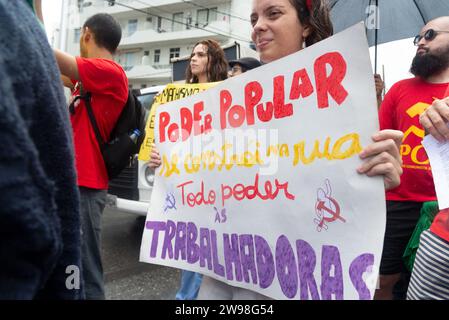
140, 24, 386, 300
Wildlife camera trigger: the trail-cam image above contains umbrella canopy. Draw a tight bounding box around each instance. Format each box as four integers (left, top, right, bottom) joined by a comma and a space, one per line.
329, 0, 449, 73
329, 0, 449, 47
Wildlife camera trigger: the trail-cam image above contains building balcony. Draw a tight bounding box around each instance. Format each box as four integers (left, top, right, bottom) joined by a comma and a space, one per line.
84, 0, 226, 19
118, 20, 230, 49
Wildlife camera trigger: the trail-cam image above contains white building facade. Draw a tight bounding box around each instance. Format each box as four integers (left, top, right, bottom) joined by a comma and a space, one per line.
63, 0, 256, 88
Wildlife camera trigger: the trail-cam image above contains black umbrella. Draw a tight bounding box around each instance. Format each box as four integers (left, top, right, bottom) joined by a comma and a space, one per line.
329, 0, 449, 72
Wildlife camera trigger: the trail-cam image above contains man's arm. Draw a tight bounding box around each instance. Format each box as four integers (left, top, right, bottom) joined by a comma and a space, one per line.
61, 75, 75, 90
54, 49, 79, 81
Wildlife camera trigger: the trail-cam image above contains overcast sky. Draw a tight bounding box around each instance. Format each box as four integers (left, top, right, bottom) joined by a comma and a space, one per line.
369, 37, 417, 91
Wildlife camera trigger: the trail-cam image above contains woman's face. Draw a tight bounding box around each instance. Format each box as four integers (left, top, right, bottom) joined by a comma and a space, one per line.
190, 44, 209, 78
251, 0, 310, 63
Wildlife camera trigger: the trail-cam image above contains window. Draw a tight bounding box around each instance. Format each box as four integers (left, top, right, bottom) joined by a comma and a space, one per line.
128, 19, 138, 36
197, 9, 208, 27
154, 49, 160, 63
196, 8, 218, 26
144, 16, 152, 29
169, 48, 180, 62
172, 12, 184, 32
74, 28, 81, 42
124, 52, 135, 71
157, 16, 163, 32
142, 51, 151, 65
186, 13, 192, 29
209, 7, 218, 22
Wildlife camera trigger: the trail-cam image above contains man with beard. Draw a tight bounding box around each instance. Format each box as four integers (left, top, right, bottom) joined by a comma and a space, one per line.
375, 16, 449, 300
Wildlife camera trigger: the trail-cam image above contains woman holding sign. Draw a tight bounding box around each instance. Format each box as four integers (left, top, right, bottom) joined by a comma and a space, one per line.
195, 0, 404, 300
149, 39, 228, 300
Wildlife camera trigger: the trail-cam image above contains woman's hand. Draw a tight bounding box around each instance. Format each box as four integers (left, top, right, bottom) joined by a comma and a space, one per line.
148, 144, 162, 169
357, 129, 403, 190
419, 97, 449, 142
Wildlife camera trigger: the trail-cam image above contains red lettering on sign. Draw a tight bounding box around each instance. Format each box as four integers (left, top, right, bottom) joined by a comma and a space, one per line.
159, 112, 170, 143
244, 81, 263, 126
290, 69, 314, 100
220, 89, 232, 129
314, 52, 348, 109
159, 101, 213, 143
228, 104, 246, 128
180, 107, 192, 141
177, 180, 216, 207
167, 123, 179, 142
162, 52, 349, 138
273, 75, 293, 118
221, 174, 295, 206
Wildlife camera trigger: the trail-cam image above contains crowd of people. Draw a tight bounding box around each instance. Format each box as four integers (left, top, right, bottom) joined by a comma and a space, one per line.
0, 0, 448, 300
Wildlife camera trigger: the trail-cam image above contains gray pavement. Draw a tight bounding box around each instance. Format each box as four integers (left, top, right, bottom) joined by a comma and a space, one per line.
102, 207, 180, 300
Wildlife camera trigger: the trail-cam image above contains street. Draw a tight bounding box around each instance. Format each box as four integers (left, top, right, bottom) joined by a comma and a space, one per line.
102, 207, 180, 300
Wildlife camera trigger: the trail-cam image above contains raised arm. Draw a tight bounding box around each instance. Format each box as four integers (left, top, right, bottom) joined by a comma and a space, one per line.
54, 49, 79, 81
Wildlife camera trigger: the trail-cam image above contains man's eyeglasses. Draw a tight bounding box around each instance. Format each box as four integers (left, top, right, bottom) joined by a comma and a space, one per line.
414, 28, 449, 46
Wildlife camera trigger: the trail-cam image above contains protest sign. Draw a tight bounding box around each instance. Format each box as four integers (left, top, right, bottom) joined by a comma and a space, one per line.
140, 23, 386, 300
139, 82, 219, 161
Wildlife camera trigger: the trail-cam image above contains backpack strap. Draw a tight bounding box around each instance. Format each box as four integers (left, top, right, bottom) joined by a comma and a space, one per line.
80, 83, 105, 151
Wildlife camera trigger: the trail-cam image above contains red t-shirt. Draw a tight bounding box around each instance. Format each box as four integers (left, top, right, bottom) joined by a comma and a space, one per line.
70, 57, 128, 189
379, 77, 449, 202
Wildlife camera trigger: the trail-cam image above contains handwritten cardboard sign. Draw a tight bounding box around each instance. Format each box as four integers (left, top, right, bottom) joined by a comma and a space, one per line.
140, 24, 386, 300
139, 82, 219, 161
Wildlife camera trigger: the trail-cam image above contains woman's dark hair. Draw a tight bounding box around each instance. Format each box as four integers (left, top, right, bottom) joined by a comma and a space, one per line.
290, 0, 333, 47
83, 13, 122, 54
185, 39, 228, 83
